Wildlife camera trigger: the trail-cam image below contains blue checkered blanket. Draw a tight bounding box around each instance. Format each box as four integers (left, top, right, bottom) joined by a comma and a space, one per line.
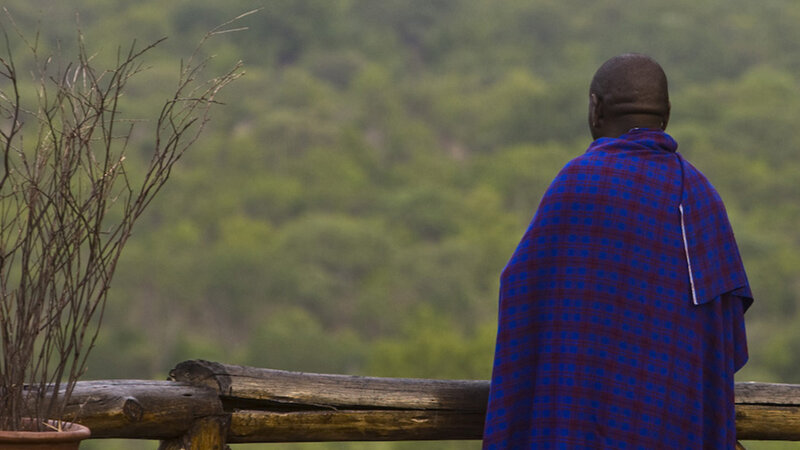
483, 129, 751, 449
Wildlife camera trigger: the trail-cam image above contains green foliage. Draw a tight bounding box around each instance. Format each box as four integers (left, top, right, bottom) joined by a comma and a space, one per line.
6, 0, 800, 447
367, 306, 495, 379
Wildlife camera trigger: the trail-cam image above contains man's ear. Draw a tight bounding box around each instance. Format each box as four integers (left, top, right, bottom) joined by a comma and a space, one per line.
589, 93, 602, 128
661, 101, 671, 130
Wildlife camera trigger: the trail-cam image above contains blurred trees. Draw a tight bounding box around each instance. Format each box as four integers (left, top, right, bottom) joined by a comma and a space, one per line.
6, 0, 800, 448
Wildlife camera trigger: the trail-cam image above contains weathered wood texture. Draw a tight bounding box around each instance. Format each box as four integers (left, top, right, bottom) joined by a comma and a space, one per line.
158, 416, 231, 450
737, 405, 800, 441
736, 381, 800, 405
44, 362, 800, 443
168, 360, 800, 443
231, 410, 485, 443
168, 360, 488, 411
168, 359, 489, 442
63, 380, 223, 440
736, 382, 800, 441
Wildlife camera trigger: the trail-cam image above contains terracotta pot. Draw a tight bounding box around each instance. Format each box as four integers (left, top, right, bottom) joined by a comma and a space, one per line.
0, 419, 90, 449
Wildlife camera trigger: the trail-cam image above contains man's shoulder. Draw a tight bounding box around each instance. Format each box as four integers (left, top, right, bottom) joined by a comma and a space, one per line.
679, 156, 712, 182
679, 157, 727, 207
555, 145, 668, 179
556, 149, 612, 173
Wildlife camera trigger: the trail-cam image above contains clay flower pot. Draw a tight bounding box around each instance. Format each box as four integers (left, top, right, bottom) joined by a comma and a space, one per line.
0, 419, 90, 449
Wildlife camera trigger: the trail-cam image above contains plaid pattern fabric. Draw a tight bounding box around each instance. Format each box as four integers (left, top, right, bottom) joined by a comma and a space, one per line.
483, 129, 751, 449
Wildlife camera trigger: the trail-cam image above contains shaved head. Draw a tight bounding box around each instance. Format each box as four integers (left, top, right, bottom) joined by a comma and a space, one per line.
588, 53, 671, 138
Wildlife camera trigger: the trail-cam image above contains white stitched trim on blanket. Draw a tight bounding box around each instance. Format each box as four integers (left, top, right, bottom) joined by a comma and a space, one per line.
679, 204, 699, 305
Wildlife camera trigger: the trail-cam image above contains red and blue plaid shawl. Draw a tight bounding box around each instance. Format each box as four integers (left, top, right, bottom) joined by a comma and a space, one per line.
483, 129, 751, 449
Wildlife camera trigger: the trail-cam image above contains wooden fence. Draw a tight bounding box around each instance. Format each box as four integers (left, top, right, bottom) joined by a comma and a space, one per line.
60, 360, 800, 449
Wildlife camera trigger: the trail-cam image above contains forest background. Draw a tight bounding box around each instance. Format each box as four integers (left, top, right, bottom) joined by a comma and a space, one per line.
3, 0, 799, 449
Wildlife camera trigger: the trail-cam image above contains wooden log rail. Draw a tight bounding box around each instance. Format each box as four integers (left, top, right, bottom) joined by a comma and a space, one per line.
59, 360, 800, 448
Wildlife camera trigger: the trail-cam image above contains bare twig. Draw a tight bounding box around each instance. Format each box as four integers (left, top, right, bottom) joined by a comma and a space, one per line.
0, 11, 245, 431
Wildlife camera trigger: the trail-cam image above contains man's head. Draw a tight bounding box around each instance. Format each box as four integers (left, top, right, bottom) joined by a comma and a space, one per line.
588, 53, 670, 139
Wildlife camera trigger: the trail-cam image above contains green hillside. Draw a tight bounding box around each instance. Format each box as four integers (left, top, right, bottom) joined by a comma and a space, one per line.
3, 1, 799, 448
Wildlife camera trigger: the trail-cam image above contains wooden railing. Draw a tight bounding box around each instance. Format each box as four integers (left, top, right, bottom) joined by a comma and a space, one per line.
60, 360, 800, 449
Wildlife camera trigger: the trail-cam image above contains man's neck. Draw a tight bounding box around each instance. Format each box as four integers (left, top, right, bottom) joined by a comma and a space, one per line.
596, 115, 665, 138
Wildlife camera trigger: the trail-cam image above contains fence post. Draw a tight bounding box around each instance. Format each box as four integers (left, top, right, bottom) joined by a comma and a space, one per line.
158, 361, 233, 449
158, 416, 231, 450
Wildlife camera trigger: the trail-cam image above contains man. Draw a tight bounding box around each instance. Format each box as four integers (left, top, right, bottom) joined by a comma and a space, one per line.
483, 54, 752, 449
